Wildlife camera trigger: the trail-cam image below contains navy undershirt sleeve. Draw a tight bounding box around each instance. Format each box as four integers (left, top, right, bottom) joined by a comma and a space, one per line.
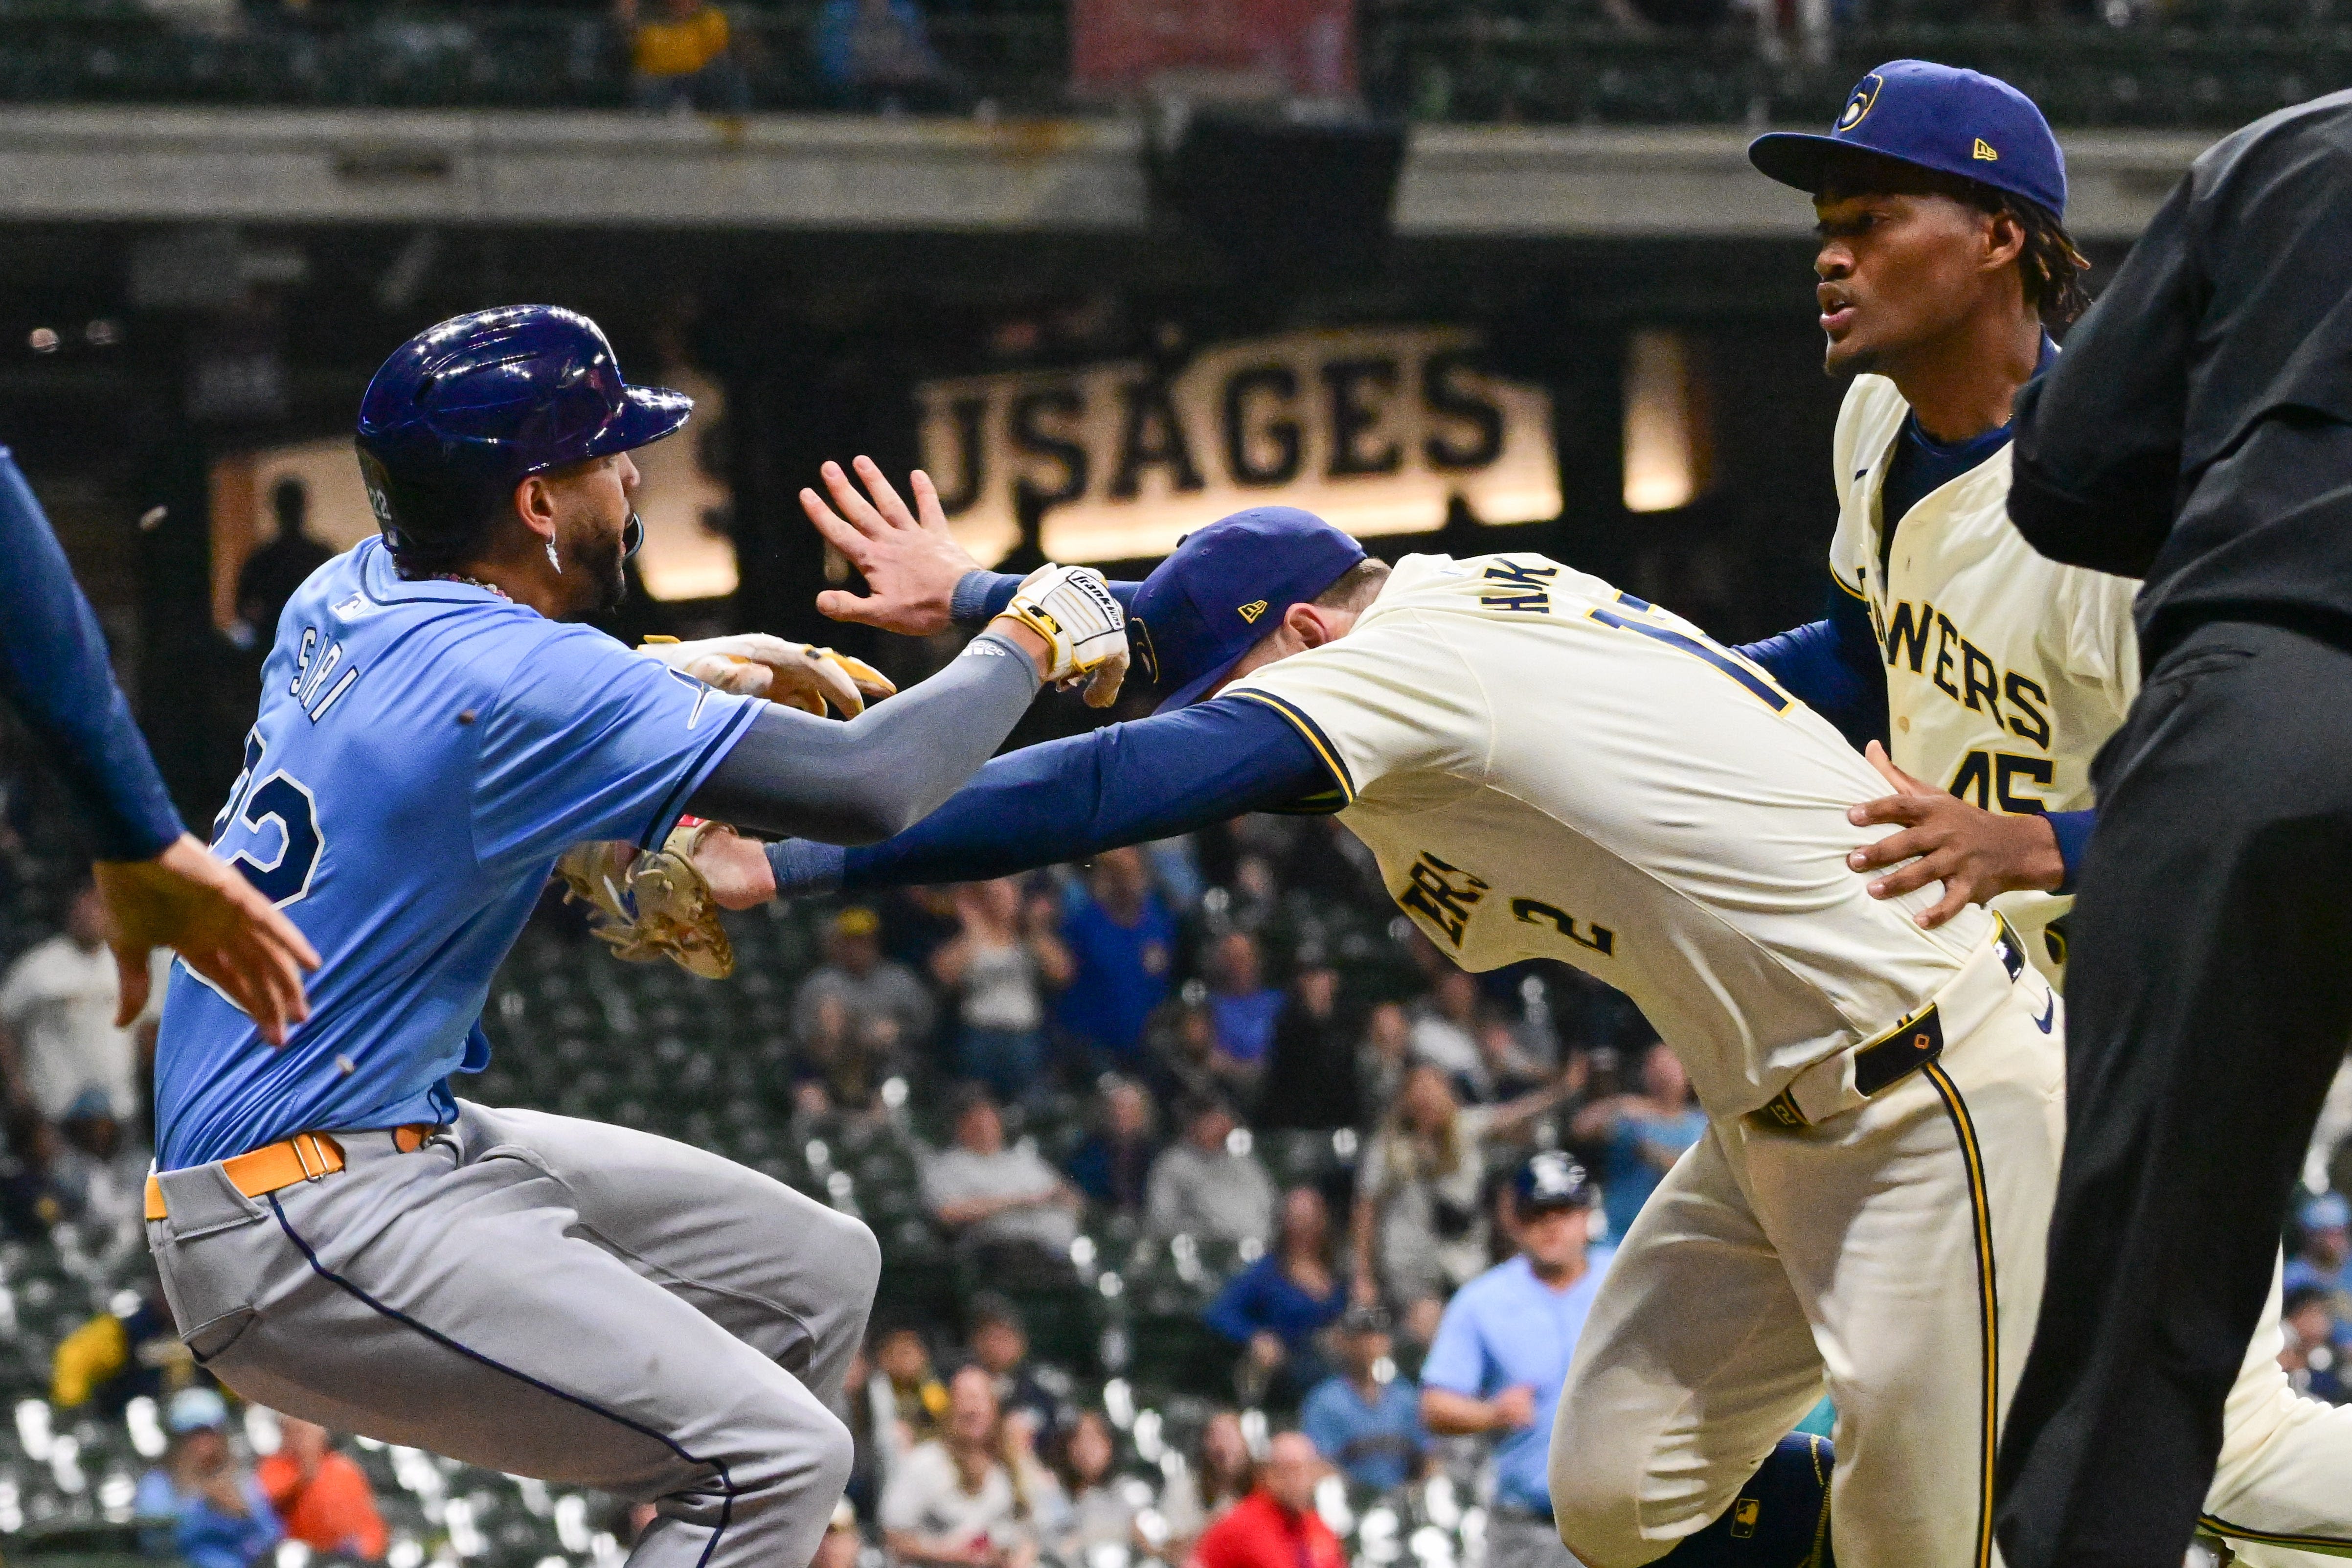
2046, 808, 2096, 895
0, 448, 183, 860
1735, 583, 1888, 751
950, 569, 1141, 626
765, 695, 1333, 893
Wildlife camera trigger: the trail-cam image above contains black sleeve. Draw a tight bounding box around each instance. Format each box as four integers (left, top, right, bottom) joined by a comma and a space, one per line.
685, 631, 1040, 845
2009, 177, 2204, 578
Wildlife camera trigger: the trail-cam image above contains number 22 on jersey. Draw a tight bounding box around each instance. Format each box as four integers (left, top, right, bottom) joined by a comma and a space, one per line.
210, 625, 356, 908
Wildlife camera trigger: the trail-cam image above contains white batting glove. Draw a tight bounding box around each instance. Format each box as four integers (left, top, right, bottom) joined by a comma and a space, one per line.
995, 564, 1130, 708
637, 635, 897, 718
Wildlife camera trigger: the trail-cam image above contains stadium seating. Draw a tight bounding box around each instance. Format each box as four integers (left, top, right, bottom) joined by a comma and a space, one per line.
0, 0, 2343, 126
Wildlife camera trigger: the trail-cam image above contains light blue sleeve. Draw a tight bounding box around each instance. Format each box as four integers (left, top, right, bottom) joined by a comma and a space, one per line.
472, 624, 761, 871
1418, 1293, 1490, 1398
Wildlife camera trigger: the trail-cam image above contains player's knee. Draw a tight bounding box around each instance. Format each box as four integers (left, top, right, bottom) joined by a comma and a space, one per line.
1550, 1418, 1638, 1561
732, 1386, 857, 1500
831, 1211, 881, 1307
785, 1195, 878, 1299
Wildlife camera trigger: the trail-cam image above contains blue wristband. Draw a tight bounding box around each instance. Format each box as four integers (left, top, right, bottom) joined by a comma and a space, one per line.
2045, 808, 2097, 895
950, 569, 1018, 627
765, 839, 846, 897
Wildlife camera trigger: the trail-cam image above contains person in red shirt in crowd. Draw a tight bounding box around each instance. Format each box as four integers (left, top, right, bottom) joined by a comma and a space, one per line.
1193, 1431, 1341, 1568
256, 1416, 389, 1562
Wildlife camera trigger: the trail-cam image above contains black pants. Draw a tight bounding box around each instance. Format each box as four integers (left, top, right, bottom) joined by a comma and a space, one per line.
1995, 621, 2352, 1568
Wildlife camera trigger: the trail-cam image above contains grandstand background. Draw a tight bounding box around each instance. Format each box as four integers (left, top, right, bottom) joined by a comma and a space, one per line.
0, 7, 2350, 1568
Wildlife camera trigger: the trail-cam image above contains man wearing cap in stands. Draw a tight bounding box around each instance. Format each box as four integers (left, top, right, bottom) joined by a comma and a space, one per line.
1419, 1154, 1613, 1568
1301, 1305, 1428, 1493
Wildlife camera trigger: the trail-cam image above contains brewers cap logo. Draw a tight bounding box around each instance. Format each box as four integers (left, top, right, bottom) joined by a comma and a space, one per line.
1835, 73, 1884, 132
1237, 599, 1269, 624
1835, 74, 1884, 132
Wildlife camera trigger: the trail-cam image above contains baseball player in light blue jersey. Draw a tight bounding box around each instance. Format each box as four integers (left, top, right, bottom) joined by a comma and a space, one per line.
144, 305, 1128, 1568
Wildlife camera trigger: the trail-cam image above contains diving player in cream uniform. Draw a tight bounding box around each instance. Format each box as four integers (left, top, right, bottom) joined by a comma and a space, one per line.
698, 496, 2067, 1568
1742, 60, 2352, 1566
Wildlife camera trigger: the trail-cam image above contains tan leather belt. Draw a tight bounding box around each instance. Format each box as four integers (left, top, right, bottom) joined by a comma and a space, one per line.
145, 1125, 436, 1222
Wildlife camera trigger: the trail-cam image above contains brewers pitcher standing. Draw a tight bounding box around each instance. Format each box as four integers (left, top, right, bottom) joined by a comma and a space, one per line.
144, 306, 1128, 1568
1740, 64, 2352, 1568
1736, 66, 2352, 1565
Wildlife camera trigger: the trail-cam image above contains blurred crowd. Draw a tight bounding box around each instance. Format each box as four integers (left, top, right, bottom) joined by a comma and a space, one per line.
0, 785, 2347, 1568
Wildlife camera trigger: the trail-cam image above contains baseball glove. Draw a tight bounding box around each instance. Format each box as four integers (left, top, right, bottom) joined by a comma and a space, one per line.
637, 635, 896, 717
553, 819, 736, 979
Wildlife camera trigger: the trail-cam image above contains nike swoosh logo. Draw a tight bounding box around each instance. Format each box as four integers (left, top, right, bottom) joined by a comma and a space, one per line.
2034, 993, 2056, 1033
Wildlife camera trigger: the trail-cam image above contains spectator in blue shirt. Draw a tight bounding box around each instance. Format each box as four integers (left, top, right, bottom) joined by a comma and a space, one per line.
1301, 1308, 1427, 1492
1064, 1076, 1160, 1214
1571, 1042, 1706, 1244
135, 1388, 282, 1568
1421, 1154, 1612, 1568
1205, 1185, 1348, 1404
1205, 932, 1284, 1087
1055, 848, 1177, 1074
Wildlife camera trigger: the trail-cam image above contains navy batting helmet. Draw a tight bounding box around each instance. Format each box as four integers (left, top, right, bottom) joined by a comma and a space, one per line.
355, 305, 690, 559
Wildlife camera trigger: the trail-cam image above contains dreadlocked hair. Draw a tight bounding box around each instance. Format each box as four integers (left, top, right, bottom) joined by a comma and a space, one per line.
1976, 189, 2093, 327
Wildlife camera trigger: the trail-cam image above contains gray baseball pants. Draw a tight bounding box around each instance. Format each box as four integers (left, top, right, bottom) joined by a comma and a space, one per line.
145, 1102, 880, 1568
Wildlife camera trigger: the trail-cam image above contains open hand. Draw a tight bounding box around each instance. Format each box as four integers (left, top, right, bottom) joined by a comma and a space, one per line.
801, 457, 983, 636
94, 835, 319, 1046
1847, 741, 2064, 929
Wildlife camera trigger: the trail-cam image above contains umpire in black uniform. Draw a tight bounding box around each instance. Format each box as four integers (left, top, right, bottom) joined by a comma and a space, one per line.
1994, 90, 2352, 1568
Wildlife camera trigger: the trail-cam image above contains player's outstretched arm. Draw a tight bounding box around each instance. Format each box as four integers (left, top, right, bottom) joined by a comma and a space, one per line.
685, 561, 1124, 845
0, 447, 184, 864
694, 697, 1334, 908
0, 447, 321, 1043
800, 454, 1141, 636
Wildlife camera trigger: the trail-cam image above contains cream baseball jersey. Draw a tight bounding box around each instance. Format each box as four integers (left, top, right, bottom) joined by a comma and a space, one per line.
1225, 551, 1989, 1120
1826, 374, 2140, 982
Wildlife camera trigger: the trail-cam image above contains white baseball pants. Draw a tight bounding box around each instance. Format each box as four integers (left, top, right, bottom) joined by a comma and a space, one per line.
1549, 978, 2352, 1568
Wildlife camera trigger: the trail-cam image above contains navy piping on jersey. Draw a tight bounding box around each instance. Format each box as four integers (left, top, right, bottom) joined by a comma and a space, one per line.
266, 1194, 740, 1568
1225, 690, 1357, 802
1590, 607, 1791, 713
639, 700, 762, 850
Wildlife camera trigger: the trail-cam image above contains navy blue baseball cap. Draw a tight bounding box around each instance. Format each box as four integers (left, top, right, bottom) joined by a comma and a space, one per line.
1128, 507, 1366, 712
1748, 60, 2066, 220
1515, 1152, 1596, 1214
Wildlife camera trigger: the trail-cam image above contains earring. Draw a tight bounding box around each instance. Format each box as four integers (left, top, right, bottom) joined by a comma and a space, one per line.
545, 536, 562, 574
